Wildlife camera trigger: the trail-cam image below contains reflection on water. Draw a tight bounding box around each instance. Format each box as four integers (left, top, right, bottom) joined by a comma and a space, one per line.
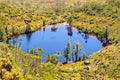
51, 25, 58, 32
8, 24, 103, 62
67, 26, 73, 36
26, 33, 32, 42
84, 34, 89, 43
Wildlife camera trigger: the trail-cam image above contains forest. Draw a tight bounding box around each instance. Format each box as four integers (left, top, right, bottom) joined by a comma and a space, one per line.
0, 0, 120, 80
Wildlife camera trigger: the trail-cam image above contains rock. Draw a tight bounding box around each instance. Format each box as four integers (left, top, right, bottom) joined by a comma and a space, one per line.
7, 53, 12, 57
84, 60, 90, 65
87, 66, 91, 70
101, 50, 107, 53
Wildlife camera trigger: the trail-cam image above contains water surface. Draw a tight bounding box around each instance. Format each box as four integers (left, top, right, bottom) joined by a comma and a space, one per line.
8, 24, 103, 62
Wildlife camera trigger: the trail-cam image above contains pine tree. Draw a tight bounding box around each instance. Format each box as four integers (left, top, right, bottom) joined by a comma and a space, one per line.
64, 41, 71, 63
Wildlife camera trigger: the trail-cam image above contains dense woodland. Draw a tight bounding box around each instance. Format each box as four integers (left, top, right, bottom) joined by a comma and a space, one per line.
0, 0, 120, 80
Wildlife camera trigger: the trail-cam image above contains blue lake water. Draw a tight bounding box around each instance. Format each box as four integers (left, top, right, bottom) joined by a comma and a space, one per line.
8, 24, 103, 62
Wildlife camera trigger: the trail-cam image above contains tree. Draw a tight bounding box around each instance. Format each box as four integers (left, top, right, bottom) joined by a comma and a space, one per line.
67, 15, 73, 26
104, 26, 109, 42
5, 26, 8, 38
72, 44, 76, 62
42, 20, 46, 26
45, 52, 61, 64
75, 42, 82, 61
37, 48, 44, 61
80, 53, 89, 61
24, 19, 31, 33
64, 41, 71, 63
72, 42, 82, 61
45, 53, 51, 62
54, 51, 61, 64
0, 27, 7, 42
28, 49, 37, 55
37, 48, 44, 56
25, 24, 31, 33
12, 27, 15, 36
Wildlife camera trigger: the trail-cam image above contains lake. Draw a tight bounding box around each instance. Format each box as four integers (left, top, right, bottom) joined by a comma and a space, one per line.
8, 24, 103, 62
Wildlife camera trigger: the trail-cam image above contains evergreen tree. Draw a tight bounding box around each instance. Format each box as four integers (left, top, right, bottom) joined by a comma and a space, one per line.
64, 41, 71, 63
104, 26, 109, 42
25, 24, 31, 33
72, 44, 76, 62
67, 15, 73, 26
72, 42, 82, 61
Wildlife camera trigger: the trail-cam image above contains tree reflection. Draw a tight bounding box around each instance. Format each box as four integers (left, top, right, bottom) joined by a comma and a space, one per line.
8, 37, 22, 48
67, 26, 73, 36
51, 25, 58, 32
84, 33, 89, 43
68, 30, 73, 36
81, 29, 89, 43
26, 33, 32, 42
43, 27, 46, 32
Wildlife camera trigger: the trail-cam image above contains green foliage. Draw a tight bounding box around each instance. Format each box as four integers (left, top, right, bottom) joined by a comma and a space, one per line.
80, 53, 89, 60
45, 52, 60, 64
67, 15, 73, 26
0, 34, 120, 80
64, 41, 71, 63
0, 49, 25, 80
45, 53, 51, 62
28, 48, 37, 55
0, 0, 120, 79
72, 42, 82, 61
81, 1, 120, 17
106, 0, 120, 8
104, 26, 109, 42
81, 1, 103, 16
25, 24, 32, 33
28, 48, 44, 59
0, 27, 7, 42
37, 48, 44, 56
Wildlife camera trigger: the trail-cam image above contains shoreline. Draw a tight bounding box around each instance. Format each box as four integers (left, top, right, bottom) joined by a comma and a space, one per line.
7, 22, 112, 48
